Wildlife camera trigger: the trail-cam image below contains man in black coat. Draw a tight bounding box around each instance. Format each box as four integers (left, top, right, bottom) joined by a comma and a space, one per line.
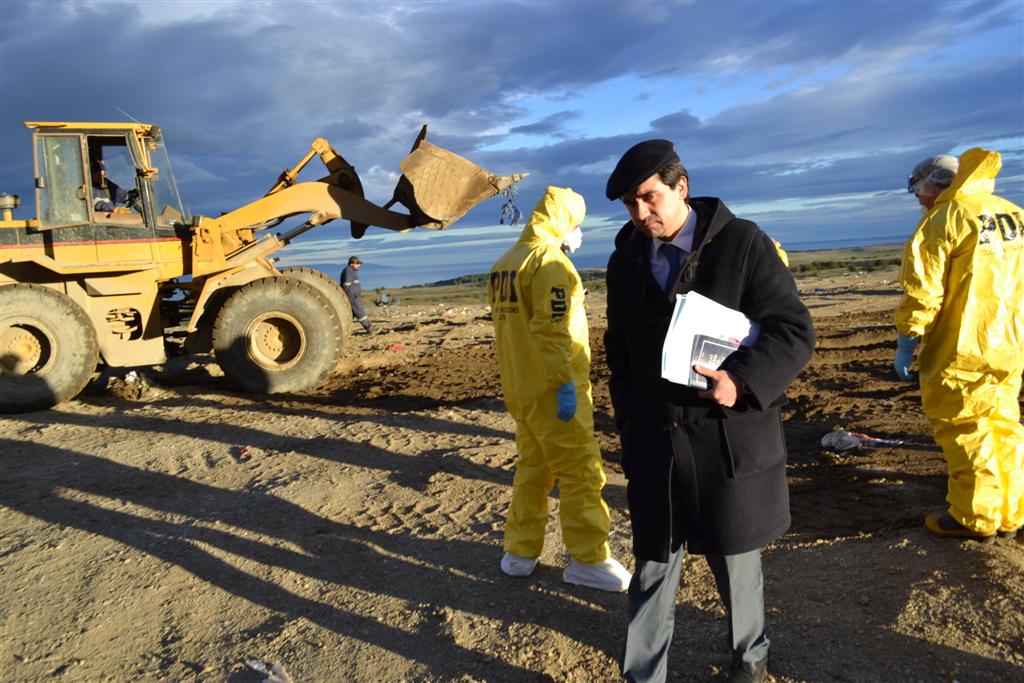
604, 140, 814, 683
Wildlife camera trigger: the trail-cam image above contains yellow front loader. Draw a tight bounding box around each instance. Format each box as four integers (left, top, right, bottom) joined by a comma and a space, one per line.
0, 121, 524, 412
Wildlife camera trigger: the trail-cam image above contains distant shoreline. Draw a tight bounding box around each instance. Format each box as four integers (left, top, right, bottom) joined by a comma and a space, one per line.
405, 242, 906, 290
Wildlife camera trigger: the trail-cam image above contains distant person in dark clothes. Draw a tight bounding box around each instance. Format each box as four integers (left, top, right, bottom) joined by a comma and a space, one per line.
604, 140, 814, 683
340, 256, 372, 333
374, 288, 396, 306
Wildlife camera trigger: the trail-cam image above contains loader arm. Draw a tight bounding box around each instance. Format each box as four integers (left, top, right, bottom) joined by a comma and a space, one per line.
188, 126, 525, 277
265, 137, 364, 200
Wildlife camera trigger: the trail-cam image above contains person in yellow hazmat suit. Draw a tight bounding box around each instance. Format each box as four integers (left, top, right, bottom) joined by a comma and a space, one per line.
895, 148, 1024, 543
773, 240, 789, 268
488, 186, 632, 591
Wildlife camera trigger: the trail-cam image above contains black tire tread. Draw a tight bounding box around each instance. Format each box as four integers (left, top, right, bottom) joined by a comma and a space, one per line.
0, 284, 99, 412
279, 267, 354, 342
211, 277, 342, 394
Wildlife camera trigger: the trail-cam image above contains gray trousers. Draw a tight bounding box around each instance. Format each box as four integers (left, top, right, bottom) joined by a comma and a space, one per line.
346, 293, 372, 332
621, 545, 769, 682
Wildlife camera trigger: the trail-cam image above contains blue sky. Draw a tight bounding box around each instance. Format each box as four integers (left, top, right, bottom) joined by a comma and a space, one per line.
2, 0, 1022, 288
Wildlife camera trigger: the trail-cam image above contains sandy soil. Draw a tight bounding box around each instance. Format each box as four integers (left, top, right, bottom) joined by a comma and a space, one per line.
2, 267, 1022, 682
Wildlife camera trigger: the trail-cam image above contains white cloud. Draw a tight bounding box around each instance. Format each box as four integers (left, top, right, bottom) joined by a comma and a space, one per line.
168, 156, 224, 184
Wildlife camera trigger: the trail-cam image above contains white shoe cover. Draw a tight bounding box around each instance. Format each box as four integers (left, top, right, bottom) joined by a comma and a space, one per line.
562, 557, 632, 592
500, 552, 539, 577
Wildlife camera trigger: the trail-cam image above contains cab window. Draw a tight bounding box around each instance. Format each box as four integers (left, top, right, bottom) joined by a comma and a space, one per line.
35, 134, 89, 230
88, 135, 145, 227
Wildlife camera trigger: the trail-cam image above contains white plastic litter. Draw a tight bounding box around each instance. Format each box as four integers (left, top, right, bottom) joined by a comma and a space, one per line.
123, 370, 151, 388
245, 659, 292, 683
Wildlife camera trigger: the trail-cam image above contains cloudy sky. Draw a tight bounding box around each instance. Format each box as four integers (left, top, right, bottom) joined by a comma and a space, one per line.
2, 0, 1022, 287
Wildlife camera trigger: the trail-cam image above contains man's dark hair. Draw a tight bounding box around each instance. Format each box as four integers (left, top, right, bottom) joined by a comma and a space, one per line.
656, 162, 688, 189
657, 162, 689, 204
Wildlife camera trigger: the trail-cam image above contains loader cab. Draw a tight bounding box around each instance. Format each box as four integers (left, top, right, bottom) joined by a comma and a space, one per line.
29, 122, 189, 241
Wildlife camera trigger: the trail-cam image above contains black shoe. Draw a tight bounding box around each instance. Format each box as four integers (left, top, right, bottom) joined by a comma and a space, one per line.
997, 527, 1020, 539
728, 658, 767, 683
924, 513, 995, 544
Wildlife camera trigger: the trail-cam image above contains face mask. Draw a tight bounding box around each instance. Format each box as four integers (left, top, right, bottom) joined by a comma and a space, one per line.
563, 226, 583, 253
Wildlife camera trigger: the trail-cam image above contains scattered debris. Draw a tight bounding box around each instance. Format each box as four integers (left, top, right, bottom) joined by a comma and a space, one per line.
231, 445, 263, 462
105, 370, 154, 400
245, 659, 292, 683
821, 429, 906, 452
820, 430, 862, 452
499, 180, 523, 227
388, 344, 406, 351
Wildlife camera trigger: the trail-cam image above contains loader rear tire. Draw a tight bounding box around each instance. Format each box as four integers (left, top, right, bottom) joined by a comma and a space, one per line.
212, 277, 342, 394
0, 284, 99, 413
279, 267, 353, 342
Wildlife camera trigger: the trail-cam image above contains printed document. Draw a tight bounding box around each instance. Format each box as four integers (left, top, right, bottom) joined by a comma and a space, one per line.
661, 291, 759, 389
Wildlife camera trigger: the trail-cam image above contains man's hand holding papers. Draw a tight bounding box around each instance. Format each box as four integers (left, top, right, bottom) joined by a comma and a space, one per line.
661, 291, 759, 397
693, 366, 745, 407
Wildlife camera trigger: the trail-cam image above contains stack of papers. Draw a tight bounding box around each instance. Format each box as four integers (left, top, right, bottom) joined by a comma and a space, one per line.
661, 291, 759, 389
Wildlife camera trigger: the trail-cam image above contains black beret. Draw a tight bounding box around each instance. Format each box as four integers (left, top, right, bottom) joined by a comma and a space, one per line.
605, 139, 679, 200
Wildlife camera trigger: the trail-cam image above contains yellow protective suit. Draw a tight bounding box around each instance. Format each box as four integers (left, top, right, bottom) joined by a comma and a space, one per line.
773, 240, 790, 267
489, 186, 610, 563
895, 148, 1024, 535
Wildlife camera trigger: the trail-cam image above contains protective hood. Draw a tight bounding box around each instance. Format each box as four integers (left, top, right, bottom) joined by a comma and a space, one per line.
519, 186, 585, 246
935, 147, 1000, 203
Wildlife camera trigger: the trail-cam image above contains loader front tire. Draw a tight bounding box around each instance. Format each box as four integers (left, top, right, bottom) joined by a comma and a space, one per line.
212, 277, 342, 394
279, 267, 354, 342
0, 284, 99, 413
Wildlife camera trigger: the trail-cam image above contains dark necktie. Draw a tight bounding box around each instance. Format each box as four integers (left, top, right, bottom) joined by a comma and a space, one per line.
660, 242, 684, 292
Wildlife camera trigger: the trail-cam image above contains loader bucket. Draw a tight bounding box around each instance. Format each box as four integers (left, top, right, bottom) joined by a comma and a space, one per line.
392, 139, 526, 229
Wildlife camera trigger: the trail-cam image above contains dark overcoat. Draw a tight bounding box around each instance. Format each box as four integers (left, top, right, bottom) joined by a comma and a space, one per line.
605, 197, 814, 560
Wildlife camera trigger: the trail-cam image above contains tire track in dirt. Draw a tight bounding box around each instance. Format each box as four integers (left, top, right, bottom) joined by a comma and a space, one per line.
5, 283, 1022, 682
312, 294, 948, 542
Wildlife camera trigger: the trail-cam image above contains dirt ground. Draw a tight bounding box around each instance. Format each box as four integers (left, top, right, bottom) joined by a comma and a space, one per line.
2, 267, 1022, 682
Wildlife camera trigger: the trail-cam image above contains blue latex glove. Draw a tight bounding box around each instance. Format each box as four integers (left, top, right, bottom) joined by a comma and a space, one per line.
556, 380, 577, 421
893, 334, 919, 381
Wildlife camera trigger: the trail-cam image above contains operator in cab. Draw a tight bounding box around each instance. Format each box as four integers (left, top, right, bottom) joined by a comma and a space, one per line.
90, 159, 137, 213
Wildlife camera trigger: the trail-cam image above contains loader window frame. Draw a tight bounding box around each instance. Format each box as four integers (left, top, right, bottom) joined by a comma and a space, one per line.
33, 133, 91, 231
143, 128, 190, 236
